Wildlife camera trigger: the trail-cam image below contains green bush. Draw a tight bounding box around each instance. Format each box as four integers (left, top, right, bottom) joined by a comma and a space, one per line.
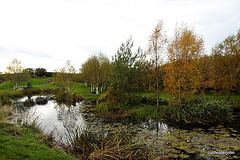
55, 89, 83, 103
125, 94, 141, 105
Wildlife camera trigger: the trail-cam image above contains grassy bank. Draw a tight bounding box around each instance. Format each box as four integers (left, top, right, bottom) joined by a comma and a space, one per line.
0, 123, 76, 160
0, 78, 106, 100
93, 94, 239, 124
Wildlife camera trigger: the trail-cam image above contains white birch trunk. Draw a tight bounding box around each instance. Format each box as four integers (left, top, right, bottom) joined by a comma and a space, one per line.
90, 84, 93, 92
14, 83, 18, 89
96, 85, 99, 94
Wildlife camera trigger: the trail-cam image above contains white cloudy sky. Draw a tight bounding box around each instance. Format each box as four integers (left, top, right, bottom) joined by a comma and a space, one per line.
0, 0, 239, 72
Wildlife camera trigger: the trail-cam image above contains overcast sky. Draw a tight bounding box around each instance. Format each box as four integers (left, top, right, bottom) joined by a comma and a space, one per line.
0, 0, 239, 72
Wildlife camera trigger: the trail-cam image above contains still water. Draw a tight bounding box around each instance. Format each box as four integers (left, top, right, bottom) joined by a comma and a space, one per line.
10, 96, 240, 159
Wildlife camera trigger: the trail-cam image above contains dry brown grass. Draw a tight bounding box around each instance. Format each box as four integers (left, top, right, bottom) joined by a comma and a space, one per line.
0, 104, 13, 122
63, 125, 150, 160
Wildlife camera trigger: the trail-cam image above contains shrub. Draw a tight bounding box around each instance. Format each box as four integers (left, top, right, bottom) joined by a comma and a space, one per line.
125, 94, 141, 105
98, 93, 108, 103
55, 89, 83, 103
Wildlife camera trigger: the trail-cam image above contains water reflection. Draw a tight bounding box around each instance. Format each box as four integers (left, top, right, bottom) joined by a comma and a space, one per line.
11, 96, 170, 143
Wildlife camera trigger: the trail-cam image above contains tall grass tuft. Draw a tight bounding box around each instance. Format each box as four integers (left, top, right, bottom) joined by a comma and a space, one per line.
63, 124, 149, 160
166, 98, 234, 123
20, 109, 42, 133
0, 104, 13, 122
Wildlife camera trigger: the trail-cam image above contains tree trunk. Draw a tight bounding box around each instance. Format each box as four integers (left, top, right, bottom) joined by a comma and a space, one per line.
14, 83, 18, 89
227, 93, 231, 102
104, 83, 107, 89
67, 85, 70, 91
84, 82, 88, 87
96, 85, 99, 94
157, 75, 159, 107
90, 84, 93, 92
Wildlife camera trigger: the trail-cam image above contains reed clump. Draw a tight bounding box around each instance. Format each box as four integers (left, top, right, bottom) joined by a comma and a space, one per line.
63, 124, 149, 160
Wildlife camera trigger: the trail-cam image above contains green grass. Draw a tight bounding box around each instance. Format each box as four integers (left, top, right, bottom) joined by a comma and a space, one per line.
19, 77, 59, 90
132, 104, 161, 119
0, 81, 13, 93
139, 92, 239, 108
0, 78, 59, 93
199, 92, 240, 108
70, 82, 106, 99
138, 92, 169, 101
0, 123, 76, 160
0, 78, 106, 100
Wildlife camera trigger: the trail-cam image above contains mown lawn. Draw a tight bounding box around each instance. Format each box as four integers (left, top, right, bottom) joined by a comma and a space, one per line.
0, 123, 76, 160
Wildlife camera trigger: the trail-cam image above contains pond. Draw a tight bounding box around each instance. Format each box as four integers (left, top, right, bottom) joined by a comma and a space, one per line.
9, 96, 240, 159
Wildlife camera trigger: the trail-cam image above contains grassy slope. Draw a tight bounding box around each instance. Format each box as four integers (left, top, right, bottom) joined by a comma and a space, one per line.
0, 78, 106, 99
0, 123, 76, 160
0, 78, 58, 93
18, 77, 59, 90
0, 81, 13, 93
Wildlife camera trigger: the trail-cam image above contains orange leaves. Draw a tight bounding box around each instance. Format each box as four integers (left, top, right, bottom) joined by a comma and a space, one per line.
164, 25, 204, 105
211, 30, 240, 100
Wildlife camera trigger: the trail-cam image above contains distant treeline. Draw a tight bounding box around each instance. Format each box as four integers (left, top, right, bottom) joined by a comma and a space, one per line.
24, 68, 55, 78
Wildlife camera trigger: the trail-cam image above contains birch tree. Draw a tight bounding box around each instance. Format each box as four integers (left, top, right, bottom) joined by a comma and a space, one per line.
211, 29, 240, 101
55, 60, 76, 91
80, 54, 111, 94
148, 20, 167, 107
4, 59, 30, 89
98, 53, 111, 92
164, 25, 204, 105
